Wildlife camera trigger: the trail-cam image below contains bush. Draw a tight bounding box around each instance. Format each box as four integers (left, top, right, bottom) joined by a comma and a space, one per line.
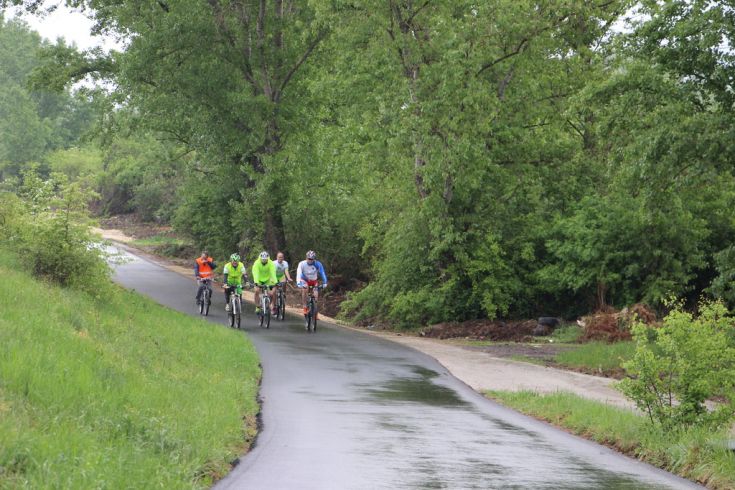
618, 301, 735, 429
2, 170, 111, 294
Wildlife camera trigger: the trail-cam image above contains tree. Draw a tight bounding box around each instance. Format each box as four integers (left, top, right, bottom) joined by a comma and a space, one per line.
0, 15, 98, 178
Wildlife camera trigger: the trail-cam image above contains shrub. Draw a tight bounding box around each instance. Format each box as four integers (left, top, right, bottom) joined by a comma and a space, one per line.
618, 301, 735, 429
5, 170, 111, 294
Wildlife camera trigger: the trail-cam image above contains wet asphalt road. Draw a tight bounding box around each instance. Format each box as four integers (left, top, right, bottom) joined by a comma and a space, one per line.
111, 248, 700, 489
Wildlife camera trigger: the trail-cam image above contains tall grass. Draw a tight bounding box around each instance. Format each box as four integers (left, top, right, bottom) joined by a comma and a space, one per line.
0, 247, 260, 488
488, 391, 735, 489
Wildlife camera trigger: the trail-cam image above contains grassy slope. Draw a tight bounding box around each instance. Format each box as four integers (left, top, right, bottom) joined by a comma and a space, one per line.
488, 391, 735, 489
0, 247, 260, 488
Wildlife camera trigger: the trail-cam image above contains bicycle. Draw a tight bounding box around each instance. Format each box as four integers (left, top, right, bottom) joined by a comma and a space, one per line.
225, 284, 242, 329
304, 284, 324, 333
274, 282, 287, 320
196, 278, 213, 316
255, 283, 273, 329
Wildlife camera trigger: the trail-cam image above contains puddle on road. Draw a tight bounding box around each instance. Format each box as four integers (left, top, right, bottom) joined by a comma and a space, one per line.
361, 366, 469, 407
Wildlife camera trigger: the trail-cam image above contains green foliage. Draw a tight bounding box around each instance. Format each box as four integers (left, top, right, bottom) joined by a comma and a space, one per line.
542, 192, 707, 308
1, 169, 110, 294
0, 15, 98, 179
7, 0, 735, 330
0, 246, 260, 488
618, 302, 735, 430
709, 246, 735, 307
45, 146, 103, 180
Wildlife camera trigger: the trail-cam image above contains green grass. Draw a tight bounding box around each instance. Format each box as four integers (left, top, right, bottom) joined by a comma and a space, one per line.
550, 324, 583, 343
487, 391, 735, 489
130, 234, 189, 248
554, 341, 635, 375
0, 246, 260, 488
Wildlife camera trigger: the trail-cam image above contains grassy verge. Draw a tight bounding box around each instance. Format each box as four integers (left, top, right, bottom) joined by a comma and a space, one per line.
487, 390, 735, 489
554, 341, 634, 376
0, 247, 260, 488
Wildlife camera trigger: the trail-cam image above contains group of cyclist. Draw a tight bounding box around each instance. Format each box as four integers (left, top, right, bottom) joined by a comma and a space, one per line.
194, 249, 328, 321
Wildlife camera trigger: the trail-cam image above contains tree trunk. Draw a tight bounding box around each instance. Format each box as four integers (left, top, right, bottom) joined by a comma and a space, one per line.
596, 281, 607, 310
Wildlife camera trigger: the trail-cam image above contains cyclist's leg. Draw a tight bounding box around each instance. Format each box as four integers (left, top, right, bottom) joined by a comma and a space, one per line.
256, 286, 266, 314
313, 286, 319, 319
269, 286, 277, 313
301, 286, 308, 314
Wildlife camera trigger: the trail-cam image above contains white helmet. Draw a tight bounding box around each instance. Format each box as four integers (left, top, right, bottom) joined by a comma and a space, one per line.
259, 251, 269, 260
306, 250, 316, 259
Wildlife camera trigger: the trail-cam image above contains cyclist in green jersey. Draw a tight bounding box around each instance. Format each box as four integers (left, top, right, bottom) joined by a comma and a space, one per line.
223, 253, 247, 312
252, 251, 277, 315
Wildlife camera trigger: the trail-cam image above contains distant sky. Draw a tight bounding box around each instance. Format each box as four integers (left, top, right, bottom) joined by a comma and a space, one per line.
6, 2, 121, 51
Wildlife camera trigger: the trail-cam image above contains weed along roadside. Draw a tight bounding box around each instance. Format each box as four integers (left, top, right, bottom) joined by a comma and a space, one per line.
0, 246, 261, 488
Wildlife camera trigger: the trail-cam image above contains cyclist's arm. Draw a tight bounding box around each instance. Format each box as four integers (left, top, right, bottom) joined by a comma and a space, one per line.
295, 261, 306, 286
194, 262, 200, 278
209, 259, 217, 270
222, 263, 230, 286
269, 263, 277, 286
239, 264, 248, 285
317, 261, 328, 285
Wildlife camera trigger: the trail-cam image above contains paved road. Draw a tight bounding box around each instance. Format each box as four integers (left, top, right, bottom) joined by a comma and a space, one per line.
112, 248, 700, 489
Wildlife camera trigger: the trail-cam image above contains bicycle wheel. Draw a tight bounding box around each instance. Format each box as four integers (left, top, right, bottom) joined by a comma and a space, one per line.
228, 310, 235, 328
202, 288, 210, 316
258, 297, 265, 328
198, 294, 205, 315
278, 291, 285, 320
235, 313, 241, 329
305, 299, 313, 332
264, 298, 271, 329
312, 301, 318, 332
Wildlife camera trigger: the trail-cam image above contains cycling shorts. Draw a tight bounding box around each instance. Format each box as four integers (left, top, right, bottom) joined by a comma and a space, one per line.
299, 279, 318, 288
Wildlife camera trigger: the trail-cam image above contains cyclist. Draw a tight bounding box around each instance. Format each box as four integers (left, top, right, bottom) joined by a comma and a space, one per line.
223, 253, 247, 312
296, 250, 328, 317
273, 251, 292, 315
252, 251, 277, 316
275, 251, 292, 284
194, 250, 216, 305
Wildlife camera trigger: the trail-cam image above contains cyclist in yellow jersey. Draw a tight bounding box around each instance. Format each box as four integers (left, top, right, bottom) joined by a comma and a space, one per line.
252, 251, 277, 315
223, 253, 247, 312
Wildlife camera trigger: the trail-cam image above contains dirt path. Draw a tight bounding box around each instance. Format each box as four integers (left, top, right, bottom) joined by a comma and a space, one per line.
95, 227, 636, 412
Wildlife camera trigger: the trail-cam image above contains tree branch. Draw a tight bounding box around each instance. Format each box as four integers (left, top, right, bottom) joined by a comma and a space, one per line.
276, 29, 327, 101
477, 38, 529, 76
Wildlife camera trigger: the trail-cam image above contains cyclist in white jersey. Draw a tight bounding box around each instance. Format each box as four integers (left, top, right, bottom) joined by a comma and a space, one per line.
296, 250, 328, 315
274, 251, 292, 284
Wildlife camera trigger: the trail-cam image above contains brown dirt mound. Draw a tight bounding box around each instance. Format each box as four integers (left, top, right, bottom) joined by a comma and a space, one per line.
579, 303, 657, 342
421, 319, 538, 341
